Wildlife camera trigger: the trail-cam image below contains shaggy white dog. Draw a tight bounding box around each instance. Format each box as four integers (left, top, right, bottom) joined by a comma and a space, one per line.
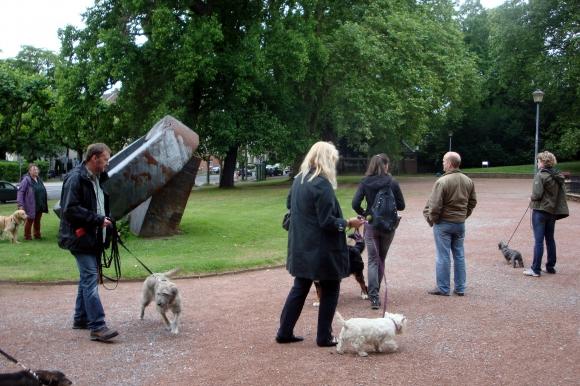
140, 268, 181, 334
335, 311, 407, 357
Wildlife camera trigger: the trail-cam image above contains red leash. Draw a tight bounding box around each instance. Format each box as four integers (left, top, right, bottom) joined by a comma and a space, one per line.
361, 223, 389, 313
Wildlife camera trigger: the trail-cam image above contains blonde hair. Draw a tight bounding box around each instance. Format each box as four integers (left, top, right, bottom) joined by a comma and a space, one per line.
298, 141, 339, 189
537, 151, 557, 168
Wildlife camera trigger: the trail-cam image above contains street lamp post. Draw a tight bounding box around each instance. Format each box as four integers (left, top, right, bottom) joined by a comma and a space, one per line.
532, 89, 544, 173
448, 131, 453, 152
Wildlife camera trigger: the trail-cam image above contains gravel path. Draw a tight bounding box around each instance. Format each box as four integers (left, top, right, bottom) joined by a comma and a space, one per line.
1, 178, 578, 385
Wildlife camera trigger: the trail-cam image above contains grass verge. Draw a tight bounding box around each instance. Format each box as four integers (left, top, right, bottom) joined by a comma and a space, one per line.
0, 178, 362, 282
462, 160, 580, 174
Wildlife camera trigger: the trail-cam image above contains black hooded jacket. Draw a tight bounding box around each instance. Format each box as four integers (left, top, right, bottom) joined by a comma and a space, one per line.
58, 162, 110, 254
352, 174, 405, 218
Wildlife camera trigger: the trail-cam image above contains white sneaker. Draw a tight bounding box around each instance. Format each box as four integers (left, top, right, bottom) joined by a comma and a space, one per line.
523, 269, 540, 277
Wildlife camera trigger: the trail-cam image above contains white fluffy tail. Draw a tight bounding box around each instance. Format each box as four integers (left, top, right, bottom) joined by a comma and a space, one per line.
163, 268, 180, 278
334, 311, 346, 327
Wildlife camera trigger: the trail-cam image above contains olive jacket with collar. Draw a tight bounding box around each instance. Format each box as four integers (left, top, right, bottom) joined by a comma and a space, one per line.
58, 162, 110, 254
286, 173, 349, 281
530, 168, 569, 219
423, 169, 477, 226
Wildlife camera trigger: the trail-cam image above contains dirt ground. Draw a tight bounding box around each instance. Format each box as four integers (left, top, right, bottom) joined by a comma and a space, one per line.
0, 177, 578, 386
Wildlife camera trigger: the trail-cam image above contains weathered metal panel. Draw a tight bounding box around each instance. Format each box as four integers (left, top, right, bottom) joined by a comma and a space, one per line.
130, 157, 201, 236
103, 115, 199, 220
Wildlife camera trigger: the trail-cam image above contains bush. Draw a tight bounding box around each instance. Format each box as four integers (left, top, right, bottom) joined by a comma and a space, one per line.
0, 160, 51, 182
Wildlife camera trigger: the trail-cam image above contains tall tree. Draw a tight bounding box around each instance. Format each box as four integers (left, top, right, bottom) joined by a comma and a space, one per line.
0, 48, 61, 161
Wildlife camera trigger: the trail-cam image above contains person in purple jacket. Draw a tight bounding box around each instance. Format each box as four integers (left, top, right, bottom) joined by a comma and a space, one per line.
17, 163, 48, 240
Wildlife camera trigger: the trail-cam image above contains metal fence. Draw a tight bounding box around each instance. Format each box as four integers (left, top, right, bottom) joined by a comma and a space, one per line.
566, 175, 580, 194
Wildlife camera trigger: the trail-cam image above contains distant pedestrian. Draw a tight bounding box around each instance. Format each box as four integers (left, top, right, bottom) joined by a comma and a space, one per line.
17, 163, 48, 240
276, 141, 365, 347
423, 152, 477, 296
352, 154, 405, 309
523, 151, 569, 277
58, 143, 119, 342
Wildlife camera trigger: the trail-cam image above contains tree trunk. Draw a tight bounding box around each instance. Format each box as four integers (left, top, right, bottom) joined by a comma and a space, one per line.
219, 145, 238, 188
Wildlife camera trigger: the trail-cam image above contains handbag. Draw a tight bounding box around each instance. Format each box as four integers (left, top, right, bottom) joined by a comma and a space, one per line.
282, 211, 291, 231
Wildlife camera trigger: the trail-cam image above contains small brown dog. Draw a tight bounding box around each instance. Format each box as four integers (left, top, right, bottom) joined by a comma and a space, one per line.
313, 229, 368, 306
0, 369, 72, 386
0, 209, 27, 243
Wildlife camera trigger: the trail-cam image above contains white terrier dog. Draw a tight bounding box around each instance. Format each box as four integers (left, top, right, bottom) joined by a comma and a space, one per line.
140, 268, 181, 334
335, 311, 407, 357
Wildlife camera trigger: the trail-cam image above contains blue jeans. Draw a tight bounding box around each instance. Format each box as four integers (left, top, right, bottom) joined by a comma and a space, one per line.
364, 225, 395, 300
531, 210, 557, 274
73, 252, 106, 331
433, 221, 466, 294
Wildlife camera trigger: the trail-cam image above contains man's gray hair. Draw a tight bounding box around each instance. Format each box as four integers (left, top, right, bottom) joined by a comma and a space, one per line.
85, 143, 111, 162
444, 152, 461, 168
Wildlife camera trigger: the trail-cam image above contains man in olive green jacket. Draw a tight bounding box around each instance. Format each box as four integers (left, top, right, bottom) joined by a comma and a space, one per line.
423, 152, 477, 296
524, 151, 569, 277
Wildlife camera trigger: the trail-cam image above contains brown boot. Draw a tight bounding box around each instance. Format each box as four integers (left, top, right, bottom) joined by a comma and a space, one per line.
90, 327, 119, 342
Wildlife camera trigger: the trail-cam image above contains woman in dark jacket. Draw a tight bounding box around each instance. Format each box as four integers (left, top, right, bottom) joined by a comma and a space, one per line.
17, 163, 48, 240
276, 142, 364, 347
352, 154, 405, 309
524, 151, 569, 277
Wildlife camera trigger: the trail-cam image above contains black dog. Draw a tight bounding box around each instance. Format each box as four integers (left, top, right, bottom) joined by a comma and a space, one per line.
0, 370, 72, 386
498, 241, 524, 268
314, 230, 368, 304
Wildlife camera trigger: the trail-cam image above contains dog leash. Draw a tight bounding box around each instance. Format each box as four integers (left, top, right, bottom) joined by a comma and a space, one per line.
0, 348, 44, 385
378, 252, 388, 315
506, 205, 530, 247
114, 233, 154, 275
99, 221, 154, 290
363, 224, 389, 314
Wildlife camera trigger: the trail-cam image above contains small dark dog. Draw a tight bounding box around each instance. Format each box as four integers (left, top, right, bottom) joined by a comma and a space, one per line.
314, 229, 368, 305
498, 241, 524, 268
0, 370, 72, 386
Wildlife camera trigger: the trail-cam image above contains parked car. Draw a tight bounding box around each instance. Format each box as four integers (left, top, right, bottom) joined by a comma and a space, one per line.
0, 181, 18, 203
210, 166, 221, 174
266, 164, 283, 177
237, 169, 252, 177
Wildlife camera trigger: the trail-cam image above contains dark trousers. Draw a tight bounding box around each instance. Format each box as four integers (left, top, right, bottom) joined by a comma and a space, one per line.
278, 277, 340, 344
364, 225, 395, 300
24, 212, 43, 239
531, 210, 557, 274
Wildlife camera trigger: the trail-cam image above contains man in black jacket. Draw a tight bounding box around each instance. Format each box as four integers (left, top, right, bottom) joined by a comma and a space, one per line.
58, 143, 118, 342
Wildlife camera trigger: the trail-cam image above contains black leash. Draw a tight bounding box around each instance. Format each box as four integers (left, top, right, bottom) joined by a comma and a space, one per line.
99, 221, 154, 290
99, 221, 122, 290
115, 232, 154, 275
0, 348, 43, 384
506, 205, 530, 247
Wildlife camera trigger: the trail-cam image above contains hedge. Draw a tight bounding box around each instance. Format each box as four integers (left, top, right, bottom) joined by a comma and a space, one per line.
0, 160, 50, 182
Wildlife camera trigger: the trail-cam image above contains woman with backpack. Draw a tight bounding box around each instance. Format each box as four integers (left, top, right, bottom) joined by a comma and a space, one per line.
352, 154, 405, 309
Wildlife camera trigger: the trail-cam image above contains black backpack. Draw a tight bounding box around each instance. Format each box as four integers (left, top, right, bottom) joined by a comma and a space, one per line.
369, 184, 400, 232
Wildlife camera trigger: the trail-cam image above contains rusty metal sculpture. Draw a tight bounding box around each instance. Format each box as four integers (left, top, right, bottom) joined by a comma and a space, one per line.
102, 115, 200, 237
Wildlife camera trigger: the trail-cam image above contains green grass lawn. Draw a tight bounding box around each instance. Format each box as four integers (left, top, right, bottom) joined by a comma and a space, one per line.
0, 178, 362, 282
462, 160, 580, 174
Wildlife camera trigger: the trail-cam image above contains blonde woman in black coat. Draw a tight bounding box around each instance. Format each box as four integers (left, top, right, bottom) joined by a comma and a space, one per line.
276, 142, 365, 347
